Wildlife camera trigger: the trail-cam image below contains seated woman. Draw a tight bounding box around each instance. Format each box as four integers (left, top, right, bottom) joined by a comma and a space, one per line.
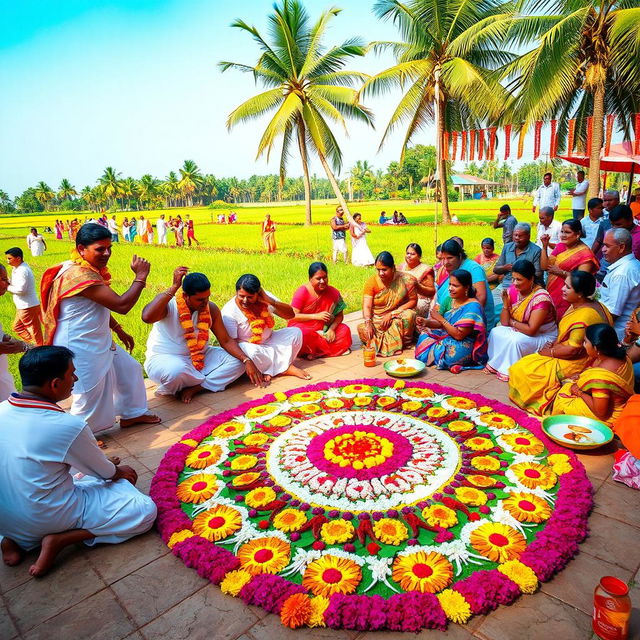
357, 251, 417, 356
553, 324, 634, 427
435, 239, 495, 329
485, 259, 557, 381
475, 237, 504, 316
509, 271, 612, 414
540, 218, 598, 319
289, 262, 352, 360
415, 269, 488, 373
398, 243, 435, 317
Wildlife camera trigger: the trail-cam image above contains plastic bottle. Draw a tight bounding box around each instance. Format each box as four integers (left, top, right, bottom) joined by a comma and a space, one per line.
593, 576, 631, 640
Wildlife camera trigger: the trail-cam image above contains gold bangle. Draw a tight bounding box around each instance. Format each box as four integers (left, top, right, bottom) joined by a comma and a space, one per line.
162, 289, 175, 298
134, 279, 147, 287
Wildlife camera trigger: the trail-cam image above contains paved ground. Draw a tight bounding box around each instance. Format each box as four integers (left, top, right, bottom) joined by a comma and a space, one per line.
2, 318, 639, 640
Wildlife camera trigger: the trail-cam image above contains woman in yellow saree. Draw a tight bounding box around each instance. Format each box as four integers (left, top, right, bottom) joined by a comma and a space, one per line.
262, 214, 277, 253
540, 219, 598, 319
358, 251, 417, 356
509, 271, 612, 414
552, 324, 634, 427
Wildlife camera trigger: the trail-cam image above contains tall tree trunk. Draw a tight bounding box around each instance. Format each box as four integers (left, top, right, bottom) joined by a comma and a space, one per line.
434, 71, 451, 223
296, 119, 313, 226
587, 82, 605, 199
316, 151, 355, 225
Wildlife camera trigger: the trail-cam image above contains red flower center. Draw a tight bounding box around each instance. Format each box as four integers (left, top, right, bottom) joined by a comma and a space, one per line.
198, 451, 211, 459
518, 500, 536, 512
191, 481, 208, 492
412, 563, 433, 579
225, 426, 235, 432
254, 549, 274, 563
208, 517, 225, 529
322, 568, 343, 584
515, 437, 530, 445
488, 533, 509, 547
524, 469, 541, 479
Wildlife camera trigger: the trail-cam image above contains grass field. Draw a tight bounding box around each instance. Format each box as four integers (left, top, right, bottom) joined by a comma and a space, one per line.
0, 198, 570, 383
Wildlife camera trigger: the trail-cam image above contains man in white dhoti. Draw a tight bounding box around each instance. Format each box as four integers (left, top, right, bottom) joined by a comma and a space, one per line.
41, 224, 160, 437
221, 274, 308, 381
143, 267, 265, 403
156, 214, 168, 245
0, 346, 156, 577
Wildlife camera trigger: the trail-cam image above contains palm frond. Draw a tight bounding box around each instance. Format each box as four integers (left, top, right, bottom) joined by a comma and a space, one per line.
360, 59, 431, 98
226, 88, 285, 129
255, 92, 302, 161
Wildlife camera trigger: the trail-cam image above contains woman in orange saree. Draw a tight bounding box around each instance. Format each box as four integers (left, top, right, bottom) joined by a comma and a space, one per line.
289, 262, 352, 359
262, 215, 277, 253
540, 219, 598, 319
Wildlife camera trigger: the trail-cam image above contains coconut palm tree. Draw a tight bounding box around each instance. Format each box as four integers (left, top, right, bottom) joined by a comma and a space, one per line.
58, 178, 77, 201
362, 0, 515, 222
502, 0, 640, 198
138, 174, 159, 209
99, 167, 123, 209
162, 171, 181, 207
34, 181, 55, 210
220, 0, 373, 225
178, 160, 203, 207
120, 177, 139, 211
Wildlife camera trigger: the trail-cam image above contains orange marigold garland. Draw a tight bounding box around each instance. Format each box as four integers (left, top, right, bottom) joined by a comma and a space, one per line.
176, 288, 211, 371
238, 301, 275, 344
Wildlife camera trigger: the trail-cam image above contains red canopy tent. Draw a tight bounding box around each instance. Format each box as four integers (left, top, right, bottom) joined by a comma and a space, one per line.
558, 141, 640, 202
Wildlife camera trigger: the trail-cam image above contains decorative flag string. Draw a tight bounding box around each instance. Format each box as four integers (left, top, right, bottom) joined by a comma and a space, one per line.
517, 125, 526, 159
452, 131, 458, 162
488, 127, 497, 161
461, 130, 467, 161
567, 119, 576, 154
635, 114, 640, 155
470, 130, 476, 161
478, 129, 485, 161
549, 120, 557, 158
533, 121, 542, 159
504, 124, 512, 160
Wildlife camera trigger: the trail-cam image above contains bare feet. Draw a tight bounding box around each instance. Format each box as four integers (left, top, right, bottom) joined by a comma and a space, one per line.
29, 529, 94, 577
107, 456, 121, 465
305, 354, 317, 361
177, 384, 204, 404
283, 364, 312, 380
340, 348, 352, 356
263, 375, 272, 384
120, 413, 161, 428
1, 538, 24, 567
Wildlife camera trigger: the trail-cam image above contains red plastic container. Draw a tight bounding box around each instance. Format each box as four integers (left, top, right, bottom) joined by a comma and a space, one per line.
593, 576, 631, 640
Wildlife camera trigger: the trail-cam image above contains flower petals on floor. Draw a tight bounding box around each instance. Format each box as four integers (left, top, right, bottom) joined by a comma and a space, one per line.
151, 379, 592, 632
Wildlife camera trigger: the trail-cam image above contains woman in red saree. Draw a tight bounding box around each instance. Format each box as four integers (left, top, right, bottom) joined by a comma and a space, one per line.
541, 218, 598, 319
289, 262, 352, 359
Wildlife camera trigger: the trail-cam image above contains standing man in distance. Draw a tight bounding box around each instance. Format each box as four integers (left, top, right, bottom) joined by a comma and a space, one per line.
581, 198, 604, 250
107, 216, 119, 242
532, 172, 561, 215
4, 247, 43, 346
156, 214, 168, 246
492, 204, 518, 244
330, 206, 350, 264
567, 170, 589, 220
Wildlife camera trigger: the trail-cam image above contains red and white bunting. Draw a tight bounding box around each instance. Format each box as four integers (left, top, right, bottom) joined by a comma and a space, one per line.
504, 124, 512, 160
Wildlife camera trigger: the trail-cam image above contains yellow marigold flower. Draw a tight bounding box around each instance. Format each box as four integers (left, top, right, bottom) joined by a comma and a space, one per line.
426, 407, 448, 418
245, 404, 280, 420
281, 593, 312, 629
471, 455, 501, 471
230, 454, 257, 471
470, 522, 526, 563
238, 537, 291, 575
404, 387, 434, 398
308, 596, 330, 627
437, 589, 472, 624
467, 474, 496, 488
466, 436, 494, 451
167, 529, 194, 549
447, 397, 477, 410
373, 518, 409, 546
298, 403, 322, 414
422, 504, 458, 529
243, 433, 269, 446
245, 486, 277, 508
402, 400, 423, 412
498, 560, 538, 594
273, 508, 307, 533
273, 392, 288, 402
185, 444, 223, 469
192, 504, 243, 542
289, 391, 323, 403
501, 433, 545, 456
269, 415, 292, 427
179, 438, 199, 447
393, 379, 406, 389
479, 413, 516, 429
455, 486, 488, 506
302, 555, 362, 597
447, 419, 475, 432
320, 520, 355, 545
232, 472, 261, 487
175, 474, 218, 504
343, 384, 373, 394
510, 462, 557, 490
376, 395, 396, 407
324, 398, 345, 409
547, 453, 572, 475
211, 421, 245, 438
502, 492, 552, 523
478, 405, 493, 413
220, 569, 253, 596
392, 551, 453, 593
353, 395, 372, 406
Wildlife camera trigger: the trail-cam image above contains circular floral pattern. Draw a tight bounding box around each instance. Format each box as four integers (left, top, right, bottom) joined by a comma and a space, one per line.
152, 379, 593, 632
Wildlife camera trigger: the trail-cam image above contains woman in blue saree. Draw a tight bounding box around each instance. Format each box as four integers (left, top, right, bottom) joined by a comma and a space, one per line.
415, 269, 488, 372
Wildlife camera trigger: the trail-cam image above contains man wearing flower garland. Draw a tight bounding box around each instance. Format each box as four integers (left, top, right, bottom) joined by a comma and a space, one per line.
40, 223, 160, 438
142, 267, 264, 403
0, 346, 156, 577
222, 273, 309, 382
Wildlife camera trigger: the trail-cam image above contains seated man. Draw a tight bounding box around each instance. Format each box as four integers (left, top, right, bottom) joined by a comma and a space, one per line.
0, 346, 156, 576
221, 274, 308, 381
143, 268, 264, 403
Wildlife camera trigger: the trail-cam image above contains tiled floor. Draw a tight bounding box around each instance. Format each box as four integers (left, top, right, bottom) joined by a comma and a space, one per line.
2, 320, 639, 640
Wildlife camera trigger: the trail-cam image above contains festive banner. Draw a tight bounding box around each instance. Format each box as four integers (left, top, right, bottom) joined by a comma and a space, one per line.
549, 120, 558, 158
567, 119, 576, 154
635, 114, 640, 155
585, 116, 593, 156
517, 126, 526, 159
533, 121, 542, 159
478, 129, 485, 161
470, 129, 476, 161
488, 127, 497, 161
461, 130, 467, 161
443, 131, 449, 160
605, 114, 615, 156
504, 124, 512, 160
452, 131, 458, 161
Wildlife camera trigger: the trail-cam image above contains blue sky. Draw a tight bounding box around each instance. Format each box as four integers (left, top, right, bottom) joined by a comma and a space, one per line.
0, 0, 568, 197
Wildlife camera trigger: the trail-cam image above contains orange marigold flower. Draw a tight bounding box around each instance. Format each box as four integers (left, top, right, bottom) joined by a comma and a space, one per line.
273, 508, 307, 533
245, 487, 277, 508
185, 444, 223, 469
237, 537, 291, 575
501, 433, 545, 456
176, 474, 218, 504
502, 492, 552, 523
281, 593, 312, 629
392, 551, 453, 593
470, 522, 526, 563
192, 504, 242, 542
373, 518, 409, 545
471, 455, 501, 472
455, 486, 488, 506
302, 555, 362, 597
510, 462, 557, 490
422, 505, 458, 529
